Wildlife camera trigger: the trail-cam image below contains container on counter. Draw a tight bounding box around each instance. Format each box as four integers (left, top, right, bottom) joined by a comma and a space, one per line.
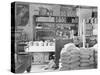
39, 41, 44, 46
34, 41, 39, 46
43, 41, 48, 46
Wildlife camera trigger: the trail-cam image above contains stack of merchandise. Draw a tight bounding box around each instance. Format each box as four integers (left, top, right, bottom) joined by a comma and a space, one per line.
59, 43, 97, 71
59, 43, 80, 71
94, 50, 97, 68
33, 52, 49, 64
79, 48, 95, 69
43, 53, 49, 63
25, 41, 55, 52
93, 44, 98, 68
33, 53, 44, 64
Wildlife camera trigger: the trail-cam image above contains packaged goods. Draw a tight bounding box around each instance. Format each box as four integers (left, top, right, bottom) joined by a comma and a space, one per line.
80, 63, 89, 67
80, 55, 90, 59
60, 43, 80, 70
60, 45, 97, 70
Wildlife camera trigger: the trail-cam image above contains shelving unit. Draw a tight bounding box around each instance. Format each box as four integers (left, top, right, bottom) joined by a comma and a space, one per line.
82, 17, 97, 47
33, 15, 79, 41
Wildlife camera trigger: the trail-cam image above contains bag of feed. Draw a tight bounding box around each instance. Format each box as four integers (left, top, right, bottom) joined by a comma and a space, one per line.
80, 62, 90, 67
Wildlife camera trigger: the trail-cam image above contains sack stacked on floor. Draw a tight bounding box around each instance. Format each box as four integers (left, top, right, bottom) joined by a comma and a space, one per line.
79, 48, 95, 69
59, 43, 80, 71
93, 44, 98, 68
59, 43, 97, 71
94, 50, 97, 68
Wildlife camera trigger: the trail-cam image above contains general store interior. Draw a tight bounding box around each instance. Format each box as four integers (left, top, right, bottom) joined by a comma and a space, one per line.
12, 2, 98, 73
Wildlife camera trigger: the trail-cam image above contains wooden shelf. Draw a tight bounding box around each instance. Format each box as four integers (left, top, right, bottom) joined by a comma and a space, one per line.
36, 22, 55, 23
41, 37, 55, 39
34, 15, 78, 18
36, 21, 78, 24
34, 15, 79, 40
35, 28, 55, 31
55, 22, 78, 24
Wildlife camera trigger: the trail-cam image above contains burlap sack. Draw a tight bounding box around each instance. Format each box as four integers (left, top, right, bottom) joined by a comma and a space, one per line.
80, 62, 90, 67
80, 55, 90, 59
